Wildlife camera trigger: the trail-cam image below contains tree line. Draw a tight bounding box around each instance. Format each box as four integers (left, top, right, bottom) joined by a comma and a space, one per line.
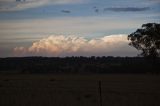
0, 57, 159, 74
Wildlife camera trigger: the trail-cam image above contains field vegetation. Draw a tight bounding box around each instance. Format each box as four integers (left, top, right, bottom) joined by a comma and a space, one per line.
0, 74, 160, 106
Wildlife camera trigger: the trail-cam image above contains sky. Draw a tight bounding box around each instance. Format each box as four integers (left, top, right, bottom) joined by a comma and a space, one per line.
0, 0, 159, 57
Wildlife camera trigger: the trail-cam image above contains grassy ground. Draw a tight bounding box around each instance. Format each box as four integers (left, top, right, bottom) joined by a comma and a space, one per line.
0, 74, 160, 106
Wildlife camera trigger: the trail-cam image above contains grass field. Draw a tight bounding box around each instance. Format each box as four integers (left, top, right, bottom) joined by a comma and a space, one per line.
0, 74, 160, 106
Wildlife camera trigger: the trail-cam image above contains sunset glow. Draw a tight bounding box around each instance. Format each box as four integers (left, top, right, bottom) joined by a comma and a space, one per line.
0, 0, 159, 57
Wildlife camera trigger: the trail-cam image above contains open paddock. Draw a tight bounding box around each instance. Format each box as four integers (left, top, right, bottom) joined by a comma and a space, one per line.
0, 74, 160, 106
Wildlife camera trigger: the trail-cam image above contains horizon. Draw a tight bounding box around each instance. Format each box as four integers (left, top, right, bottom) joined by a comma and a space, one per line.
0, 0, 160, 57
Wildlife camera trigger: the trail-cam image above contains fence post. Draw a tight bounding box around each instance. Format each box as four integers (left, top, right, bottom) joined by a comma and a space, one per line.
98, 80, 102, 106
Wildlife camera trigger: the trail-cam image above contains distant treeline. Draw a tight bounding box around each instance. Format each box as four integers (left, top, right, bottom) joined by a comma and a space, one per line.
0, 57, 160, 74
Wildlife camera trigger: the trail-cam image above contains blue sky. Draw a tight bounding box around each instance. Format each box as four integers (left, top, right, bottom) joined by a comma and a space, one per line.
0, 0, 159, 57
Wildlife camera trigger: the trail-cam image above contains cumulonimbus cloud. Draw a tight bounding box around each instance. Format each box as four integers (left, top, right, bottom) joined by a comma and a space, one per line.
13, 34, 138, 57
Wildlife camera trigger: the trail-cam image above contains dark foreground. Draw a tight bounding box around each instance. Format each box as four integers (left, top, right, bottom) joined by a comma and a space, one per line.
0, 74, 160, 106
1, 57, 160, 74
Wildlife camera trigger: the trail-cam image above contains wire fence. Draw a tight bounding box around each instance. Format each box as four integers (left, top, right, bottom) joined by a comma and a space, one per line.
0, 78, 160, 106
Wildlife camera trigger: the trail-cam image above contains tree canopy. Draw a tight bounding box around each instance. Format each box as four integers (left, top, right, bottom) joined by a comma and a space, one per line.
128, 23, 160, 58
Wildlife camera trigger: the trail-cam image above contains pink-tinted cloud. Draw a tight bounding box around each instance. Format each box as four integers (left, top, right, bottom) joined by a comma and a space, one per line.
14, 34, 139, 57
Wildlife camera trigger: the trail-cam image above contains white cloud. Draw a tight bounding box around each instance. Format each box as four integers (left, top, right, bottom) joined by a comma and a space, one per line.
0, 0, 46, 11
0, 0, 84, 12
13, 34, 139, 57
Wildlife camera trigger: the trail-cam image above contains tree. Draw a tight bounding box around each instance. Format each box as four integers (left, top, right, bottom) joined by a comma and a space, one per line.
128, 23, 160, 58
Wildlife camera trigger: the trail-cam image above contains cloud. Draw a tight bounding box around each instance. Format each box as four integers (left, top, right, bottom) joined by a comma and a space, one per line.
0, 0, 84, 12
0, 0, 48, 11
61, 10, 71, 13
104, 7, 150, 12
13, 34, 138, 57
148, 0, 160, 3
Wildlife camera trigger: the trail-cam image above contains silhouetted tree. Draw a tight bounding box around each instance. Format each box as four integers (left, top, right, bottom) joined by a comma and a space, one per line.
128, 23, 160, 58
